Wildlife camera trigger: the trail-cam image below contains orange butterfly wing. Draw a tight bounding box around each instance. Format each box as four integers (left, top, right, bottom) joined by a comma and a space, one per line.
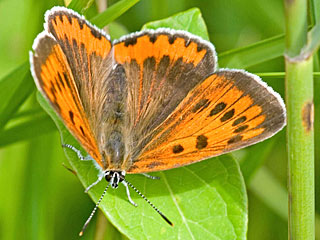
113, 30, 217, 170
31, 34, 102, 162
128, 70, 286, 173
30, 7, 113, 167
45, 8, 116, 143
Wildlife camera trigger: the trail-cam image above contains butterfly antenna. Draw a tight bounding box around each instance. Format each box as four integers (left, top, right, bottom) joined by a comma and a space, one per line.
123, 179, 174, 226
79, 183, 111, 236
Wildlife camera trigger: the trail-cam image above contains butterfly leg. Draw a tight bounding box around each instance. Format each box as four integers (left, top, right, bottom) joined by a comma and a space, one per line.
62, 144, 93, 161
85, 171, 105, 193
122, 181, 138, 207
141, 173, 160, 180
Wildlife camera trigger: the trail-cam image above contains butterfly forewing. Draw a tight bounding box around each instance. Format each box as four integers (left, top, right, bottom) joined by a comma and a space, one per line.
31, 34, 102, 162
128, 70, 286, 173
45, 8, 118, 145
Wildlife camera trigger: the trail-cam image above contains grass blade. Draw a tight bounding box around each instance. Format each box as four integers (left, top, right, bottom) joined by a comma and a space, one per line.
90, 0, 139, 28
0, 62, 34, 130
67, 0, 95, 13
0, 115, 56, 147
219, 34, 285, 68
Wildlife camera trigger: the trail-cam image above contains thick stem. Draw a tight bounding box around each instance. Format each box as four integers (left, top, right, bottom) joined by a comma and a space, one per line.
284, 0, 315, 239
284, 0, 308, 57
286, 58, 315, 240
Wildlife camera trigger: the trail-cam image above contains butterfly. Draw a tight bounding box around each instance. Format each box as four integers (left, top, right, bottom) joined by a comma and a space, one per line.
30, 6, 286, 235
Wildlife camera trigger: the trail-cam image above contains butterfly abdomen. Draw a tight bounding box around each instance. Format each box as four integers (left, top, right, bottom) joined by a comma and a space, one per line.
101, 131, 126, 170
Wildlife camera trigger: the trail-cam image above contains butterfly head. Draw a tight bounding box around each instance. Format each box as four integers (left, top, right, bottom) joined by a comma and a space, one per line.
105, 170, 126, 188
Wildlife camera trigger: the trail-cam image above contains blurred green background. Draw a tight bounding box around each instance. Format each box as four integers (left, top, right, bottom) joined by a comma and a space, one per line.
0, 0, 318, 239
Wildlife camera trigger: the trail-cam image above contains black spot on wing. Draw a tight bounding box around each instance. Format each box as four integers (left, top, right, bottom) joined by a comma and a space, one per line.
124, 37, 137, 46
232, 116, 247, 126
149, 34, 157, 43
79, 126, 86, 136
197, 45, 204, 52
49, 87, 56, 99
63, 72, 71, 89
173, 144, 184, 154
209, 102, 226, 116
234, 125, 248, 133
192, 99, 210, 113
90, 28, 102, 40
58, 14, 63, 23
55, 77, 62, 92
220, 109, 235, 122
196, 135, 208, 149
69, 111, 75, 125
77, 18, 84, 29
168, 35, 176, 44
57, 72, 65, 88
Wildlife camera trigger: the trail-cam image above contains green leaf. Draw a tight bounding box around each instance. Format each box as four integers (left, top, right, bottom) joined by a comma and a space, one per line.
219, 34, 285, 68
0, 62, 34, 130
90, 0, 139, 28
142, 8, 209, 40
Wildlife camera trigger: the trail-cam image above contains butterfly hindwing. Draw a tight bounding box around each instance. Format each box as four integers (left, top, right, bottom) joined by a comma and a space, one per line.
113, 30, 217, 161
30, 33, 102, 162
128, 70, 286, 173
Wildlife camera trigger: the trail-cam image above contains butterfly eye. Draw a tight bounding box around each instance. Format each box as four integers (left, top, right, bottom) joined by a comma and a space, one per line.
104, 171, 112, 182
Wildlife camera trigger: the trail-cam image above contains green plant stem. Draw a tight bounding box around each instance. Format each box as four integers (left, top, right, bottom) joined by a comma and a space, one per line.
284, 0, 308, 57
284, 0, 315, 239
286, 58, 315, 240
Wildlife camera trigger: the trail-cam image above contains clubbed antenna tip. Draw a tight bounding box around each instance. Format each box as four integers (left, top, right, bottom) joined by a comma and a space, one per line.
124, 179, 174, 227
